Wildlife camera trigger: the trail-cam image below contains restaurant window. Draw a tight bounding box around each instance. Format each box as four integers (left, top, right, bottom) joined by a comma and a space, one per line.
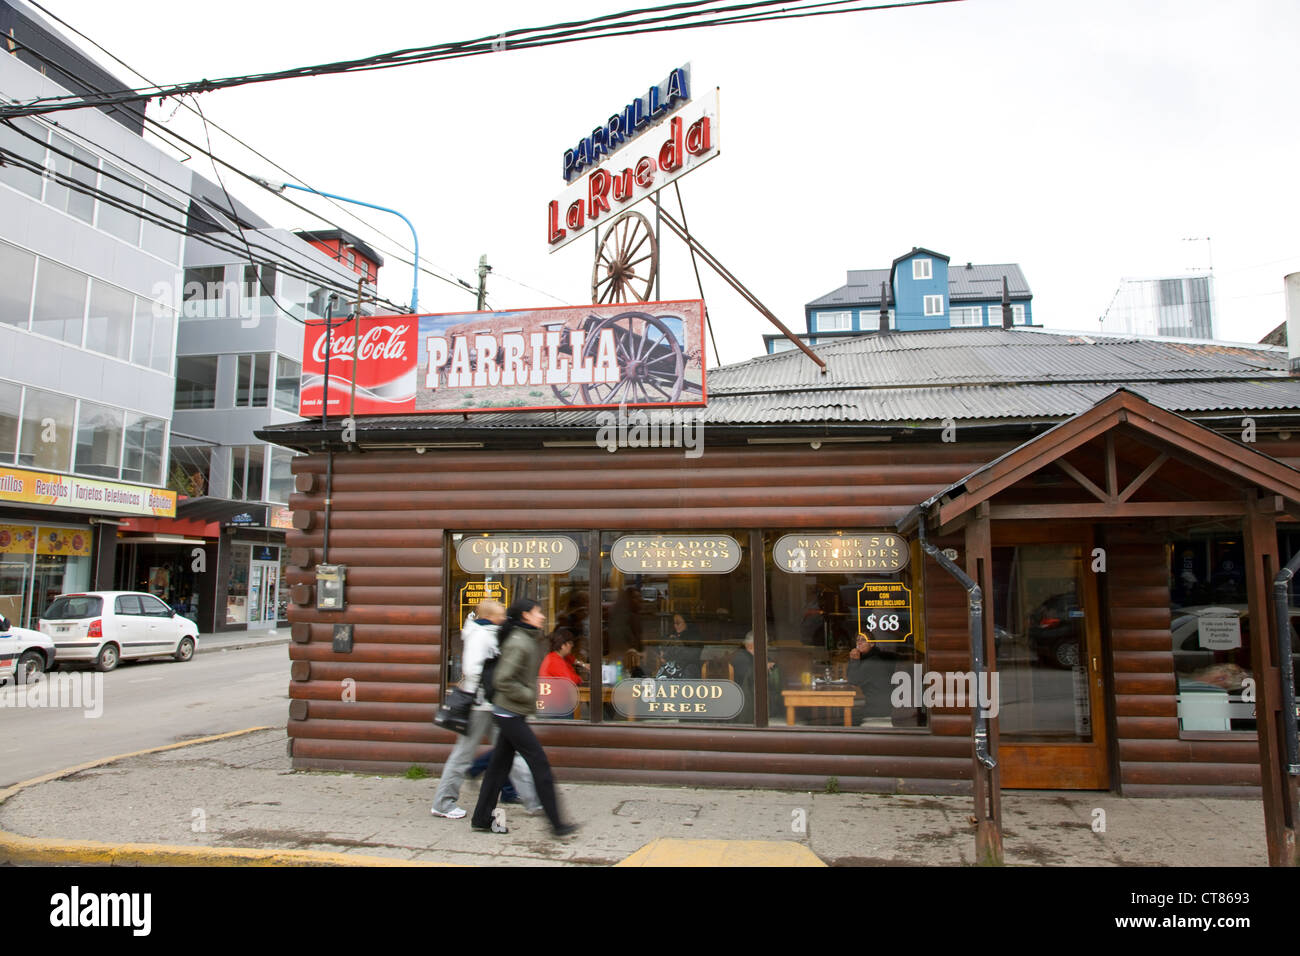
1168, 529, 1255, 733
447, 533, 592, 720
600, 532, 752, 725
765, 532, 924, 729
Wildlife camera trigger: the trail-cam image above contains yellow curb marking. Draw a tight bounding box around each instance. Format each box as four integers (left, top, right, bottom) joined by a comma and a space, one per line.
617, 837, 825, 867
0, 726, 453, 867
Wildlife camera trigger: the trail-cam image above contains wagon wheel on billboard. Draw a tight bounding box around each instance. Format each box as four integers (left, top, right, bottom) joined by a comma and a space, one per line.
579, 311, 684, 406
592, 211, 658, 304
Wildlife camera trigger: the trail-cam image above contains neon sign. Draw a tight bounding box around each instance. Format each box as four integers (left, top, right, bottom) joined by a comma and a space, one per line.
561, 66, 690, 183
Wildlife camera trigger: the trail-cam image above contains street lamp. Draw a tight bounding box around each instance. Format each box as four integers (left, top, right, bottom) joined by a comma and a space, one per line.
255, 178, 421, 313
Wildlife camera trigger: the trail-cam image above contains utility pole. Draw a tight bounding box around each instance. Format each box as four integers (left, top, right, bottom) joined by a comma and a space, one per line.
476, 254, 492, 311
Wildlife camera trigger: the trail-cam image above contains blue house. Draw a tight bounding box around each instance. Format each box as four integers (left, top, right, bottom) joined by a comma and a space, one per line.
766, 247, 1033, 353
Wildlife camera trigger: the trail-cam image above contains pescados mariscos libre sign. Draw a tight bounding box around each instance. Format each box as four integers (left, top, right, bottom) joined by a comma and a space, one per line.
610, 535, 741, 573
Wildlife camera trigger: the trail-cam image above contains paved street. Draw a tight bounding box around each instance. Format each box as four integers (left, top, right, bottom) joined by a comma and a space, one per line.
0, 642, 287, 787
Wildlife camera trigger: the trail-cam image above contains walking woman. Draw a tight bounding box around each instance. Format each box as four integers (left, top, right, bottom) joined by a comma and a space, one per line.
471, 598, 579, 837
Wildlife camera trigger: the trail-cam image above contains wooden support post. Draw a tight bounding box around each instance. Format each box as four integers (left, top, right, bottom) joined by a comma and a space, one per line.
965, 507, 1003, 864
1243, 494, 1298, 866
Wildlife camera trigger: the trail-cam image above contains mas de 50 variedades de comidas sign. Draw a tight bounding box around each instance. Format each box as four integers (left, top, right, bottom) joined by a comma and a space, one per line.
299, 300, 706, 416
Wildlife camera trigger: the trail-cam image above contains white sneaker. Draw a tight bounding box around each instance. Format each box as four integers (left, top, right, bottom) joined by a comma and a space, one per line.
432, 806, 467, 819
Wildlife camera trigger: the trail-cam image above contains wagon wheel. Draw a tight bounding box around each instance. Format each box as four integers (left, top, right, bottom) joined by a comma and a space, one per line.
592, 211, 658, 304
579, 311, 684, 406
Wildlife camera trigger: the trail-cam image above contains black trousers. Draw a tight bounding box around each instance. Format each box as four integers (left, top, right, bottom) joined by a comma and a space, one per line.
471, 714, 563, 829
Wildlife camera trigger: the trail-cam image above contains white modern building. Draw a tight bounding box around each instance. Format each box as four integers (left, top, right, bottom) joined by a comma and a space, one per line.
0, 1, 187, 626
1101, 274, 1216, 339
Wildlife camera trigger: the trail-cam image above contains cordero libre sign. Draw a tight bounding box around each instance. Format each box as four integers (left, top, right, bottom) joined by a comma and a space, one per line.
299, 300, 706, 416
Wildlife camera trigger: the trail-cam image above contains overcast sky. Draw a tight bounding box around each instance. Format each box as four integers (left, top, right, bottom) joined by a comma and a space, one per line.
37, 0, 1300, 364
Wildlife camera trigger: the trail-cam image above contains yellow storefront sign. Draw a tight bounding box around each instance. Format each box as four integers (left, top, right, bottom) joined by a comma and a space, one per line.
0, 465, 175, 518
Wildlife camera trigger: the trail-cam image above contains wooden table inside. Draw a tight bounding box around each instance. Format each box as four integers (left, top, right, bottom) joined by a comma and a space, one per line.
781, 689, 856, 727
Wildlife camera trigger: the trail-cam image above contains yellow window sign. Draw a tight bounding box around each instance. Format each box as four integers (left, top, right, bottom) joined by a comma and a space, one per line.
857, 581, 913, 643
459, 580, 508, 621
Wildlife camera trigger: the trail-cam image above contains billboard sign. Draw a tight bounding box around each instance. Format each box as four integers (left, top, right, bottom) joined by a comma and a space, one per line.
299, 299, 706, 416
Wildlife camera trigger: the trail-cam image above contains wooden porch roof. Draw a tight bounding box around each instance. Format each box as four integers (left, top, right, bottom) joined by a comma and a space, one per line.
898, 388, 1300, 534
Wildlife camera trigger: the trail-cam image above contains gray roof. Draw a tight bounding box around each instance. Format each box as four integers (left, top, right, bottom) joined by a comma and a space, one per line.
807, 262, 1031, 309
261, 327, 1300, 447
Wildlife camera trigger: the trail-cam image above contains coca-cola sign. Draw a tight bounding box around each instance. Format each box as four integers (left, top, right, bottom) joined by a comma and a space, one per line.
309, 324, 410, 364
299, 301, 706, 417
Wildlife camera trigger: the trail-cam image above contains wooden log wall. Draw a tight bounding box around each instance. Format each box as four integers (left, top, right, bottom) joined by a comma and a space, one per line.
284, 442, 1006, 792
1105, 526, 1260, 795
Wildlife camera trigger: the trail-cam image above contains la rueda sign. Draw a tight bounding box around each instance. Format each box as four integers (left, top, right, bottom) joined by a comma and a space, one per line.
548, 70, 719, 252
299, 300, 706, 416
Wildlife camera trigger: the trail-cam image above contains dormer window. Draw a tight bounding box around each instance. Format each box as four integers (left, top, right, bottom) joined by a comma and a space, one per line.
913, 258, 932, 280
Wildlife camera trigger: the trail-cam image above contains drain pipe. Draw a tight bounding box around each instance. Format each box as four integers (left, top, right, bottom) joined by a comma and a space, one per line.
918, 516, 995, 769
1271, 556, 1300, 775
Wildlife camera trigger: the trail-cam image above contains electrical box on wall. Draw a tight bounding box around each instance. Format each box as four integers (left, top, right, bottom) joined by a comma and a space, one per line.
315, 564, 346, 610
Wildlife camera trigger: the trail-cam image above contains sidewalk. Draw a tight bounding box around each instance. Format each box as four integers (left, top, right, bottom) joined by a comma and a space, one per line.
195, 629, 292, 655
0, 726, 1271, 866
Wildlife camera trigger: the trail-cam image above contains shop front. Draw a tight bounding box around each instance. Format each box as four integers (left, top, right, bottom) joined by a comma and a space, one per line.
0, 519, 93, 626
0, 463, 176, 627
260, 327, 1300, 866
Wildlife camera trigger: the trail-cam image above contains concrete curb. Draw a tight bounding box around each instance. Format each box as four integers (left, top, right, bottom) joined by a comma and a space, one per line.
0, 727, 446, 867
196, 638, 291, 655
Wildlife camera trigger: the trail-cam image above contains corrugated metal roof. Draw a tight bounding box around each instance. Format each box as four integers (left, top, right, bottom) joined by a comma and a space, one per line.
262, 327, 1300, 442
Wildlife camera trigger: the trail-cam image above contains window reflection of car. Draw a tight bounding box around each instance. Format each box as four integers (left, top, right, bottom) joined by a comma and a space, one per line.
1027, 593, 1084, 668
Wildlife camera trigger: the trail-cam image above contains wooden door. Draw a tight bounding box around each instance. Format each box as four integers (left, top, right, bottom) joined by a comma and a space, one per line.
990, 527, 1110, 789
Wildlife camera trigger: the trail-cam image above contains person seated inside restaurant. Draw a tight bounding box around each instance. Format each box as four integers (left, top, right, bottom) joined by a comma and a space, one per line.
847, 634, 895, 724
540, 627, 586, 685
656, 613, 703, 679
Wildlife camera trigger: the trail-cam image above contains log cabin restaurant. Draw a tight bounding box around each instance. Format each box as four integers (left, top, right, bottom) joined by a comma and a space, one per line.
258, 324, 1300, 854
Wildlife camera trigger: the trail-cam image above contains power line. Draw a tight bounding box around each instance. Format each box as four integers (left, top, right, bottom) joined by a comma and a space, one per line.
0, 0, 962, 119
0, 145, 399, 320
2, 27, 480, 300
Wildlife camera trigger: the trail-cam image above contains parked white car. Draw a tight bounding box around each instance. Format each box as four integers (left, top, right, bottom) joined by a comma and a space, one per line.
0, 615, 56, 684
38, 592, 199, 672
